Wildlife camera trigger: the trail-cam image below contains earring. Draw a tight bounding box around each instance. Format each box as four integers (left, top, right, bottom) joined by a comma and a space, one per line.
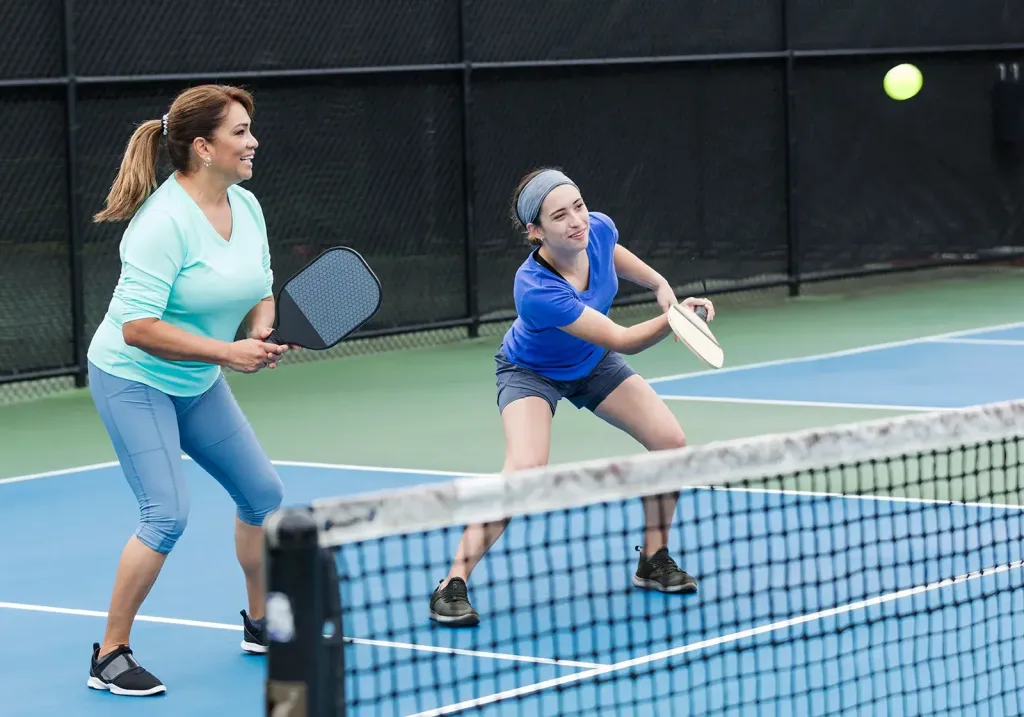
203, 157, 212, 168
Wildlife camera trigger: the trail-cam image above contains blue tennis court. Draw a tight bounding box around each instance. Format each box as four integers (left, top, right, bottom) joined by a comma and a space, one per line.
2, 321, 1024, 717
650, 321, 1024, 411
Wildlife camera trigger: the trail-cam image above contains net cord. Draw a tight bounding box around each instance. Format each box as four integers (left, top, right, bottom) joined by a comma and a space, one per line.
311, 398, 1024, 546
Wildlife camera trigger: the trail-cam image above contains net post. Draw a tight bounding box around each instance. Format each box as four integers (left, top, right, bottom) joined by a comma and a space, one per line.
265, 507, 345, 717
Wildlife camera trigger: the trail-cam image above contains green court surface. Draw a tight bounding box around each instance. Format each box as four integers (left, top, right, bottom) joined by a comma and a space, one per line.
3, 267, 1023, 483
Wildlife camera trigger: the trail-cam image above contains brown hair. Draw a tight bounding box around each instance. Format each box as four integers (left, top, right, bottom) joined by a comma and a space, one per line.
509, 166, 562, 246
93, 84, 255, 223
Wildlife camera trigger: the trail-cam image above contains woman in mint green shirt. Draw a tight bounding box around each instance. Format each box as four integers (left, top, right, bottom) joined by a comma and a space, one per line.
84, 84, 288, 697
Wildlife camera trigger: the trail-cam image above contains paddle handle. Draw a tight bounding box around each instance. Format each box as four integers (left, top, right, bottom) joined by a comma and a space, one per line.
694, 305, 708, 322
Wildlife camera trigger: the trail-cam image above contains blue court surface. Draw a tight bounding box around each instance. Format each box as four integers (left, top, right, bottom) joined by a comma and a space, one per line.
2, 321, 1024, 717
650, 321, 1024, 411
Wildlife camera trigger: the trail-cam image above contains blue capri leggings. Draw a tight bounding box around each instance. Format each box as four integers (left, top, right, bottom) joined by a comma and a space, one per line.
88, 361, 284, 554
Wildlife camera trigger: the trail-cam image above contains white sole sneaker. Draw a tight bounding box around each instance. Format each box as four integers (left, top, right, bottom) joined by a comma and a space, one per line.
87, 675, 167, 696
241, 639, 268, 654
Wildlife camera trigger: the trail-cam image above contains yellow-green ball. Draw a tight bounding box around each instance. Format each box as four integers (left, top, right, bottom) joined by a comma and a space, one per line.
884, 64, 923, 100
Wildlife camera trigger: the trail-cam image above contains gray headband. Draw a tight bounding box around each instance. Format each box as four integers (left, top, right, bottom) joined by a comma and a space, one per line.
516, 170, 577, 225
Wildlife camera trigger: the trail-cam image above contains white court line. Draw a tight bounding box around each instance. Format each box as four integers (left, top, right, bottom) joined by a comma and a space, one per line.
408, 558, 1024, 716
0, 601, 603, 669
701, 485, 1024, 513
0, 460, 120, 485
270, 459, 473, 478
0, 457, 475, 487
346, 639, 605, 669
658, 395, 947, 412
647, 320, 1024, 385
928, 338, 1024, 347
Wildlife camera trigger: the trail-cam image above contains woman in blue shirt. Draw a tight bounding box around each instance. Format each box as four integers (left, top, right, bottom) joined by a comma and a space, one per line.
85, 84, 289, 695
430, 168, 716, 626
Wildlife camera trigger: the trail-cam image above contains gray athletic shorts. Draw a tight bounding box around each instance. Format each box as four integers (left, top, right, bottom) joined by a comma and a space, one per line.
495, 348, 636, 415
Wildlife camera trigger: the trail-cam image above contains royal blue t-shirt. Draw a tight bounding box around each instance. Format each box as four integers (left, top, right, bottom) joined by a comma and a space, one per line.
500, 211, 620, 381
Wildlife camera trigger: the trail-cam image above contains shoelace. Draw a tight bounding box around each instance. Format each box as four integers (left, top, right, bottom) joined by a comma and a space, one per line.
647, 551, 682, 578
443, 579, 469, 602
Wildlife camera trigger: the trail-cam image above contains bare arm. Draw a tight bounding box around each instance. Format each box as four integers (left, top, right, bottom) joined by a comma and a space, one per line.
613, 244, 670, 292
546, 246, 672, 354
123, 305, 285, 373
123, 318, 232, 364
557, 245, 716, 354
559, 306, 672, 355
613, 243, 716, 321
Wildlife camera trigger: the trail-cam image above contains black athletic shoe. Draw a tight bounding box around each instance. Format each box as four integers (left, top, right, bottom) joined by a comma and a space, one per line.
87, 643, 166, 697
240, 610, 268, 654
429, 577, 480, 627
632, 545, 698, 594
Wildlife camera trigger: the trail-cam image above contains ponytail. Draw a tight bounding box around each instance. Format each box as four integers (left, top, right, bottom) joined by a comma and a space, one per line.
93, 118, 163, 223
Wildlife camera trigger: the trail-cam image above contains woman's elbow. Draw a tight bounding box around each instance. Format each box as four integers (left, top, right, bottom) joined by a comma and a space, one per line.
122, 319, 156, 348
608, 329, 639, 355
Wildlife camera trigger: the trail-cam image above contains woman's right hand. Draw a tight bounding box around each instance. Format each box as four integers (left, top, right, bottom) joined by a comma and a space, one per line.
224, 338, 287, 373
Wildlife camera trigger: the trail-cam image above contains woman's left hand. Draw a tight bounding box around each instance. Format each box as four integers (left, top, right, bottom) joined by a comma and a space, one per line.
680, 296, 715, 321
247, 327, 298, 368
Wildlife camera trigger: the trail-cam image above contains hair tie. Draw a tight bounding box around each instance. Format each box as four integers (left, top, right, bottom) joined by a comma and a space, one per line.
161, 114, 168, 137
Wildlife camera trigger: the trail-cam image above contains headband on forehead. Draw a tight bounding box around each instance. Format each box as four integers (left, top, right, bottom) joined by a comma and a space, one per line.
516, 169, 578, 226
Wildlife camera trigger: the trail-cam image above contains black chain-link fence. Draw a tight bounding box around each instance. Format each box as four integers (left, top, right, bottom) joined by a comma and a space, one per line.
2, 0, 1023, 402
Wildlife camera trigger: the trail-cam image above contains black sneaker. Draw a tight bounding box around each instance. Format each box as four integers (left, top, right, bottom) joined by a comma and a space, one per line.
429, 577, 480, 627
632, 545, 698, 594
87, 643, 166, 696
240, 610, 268, 654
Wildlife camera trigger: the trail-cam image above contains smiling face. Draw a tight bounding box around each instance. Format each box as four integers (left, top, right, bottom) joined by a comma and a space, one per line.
191, 100, 259, 184
528, 184, 590, 254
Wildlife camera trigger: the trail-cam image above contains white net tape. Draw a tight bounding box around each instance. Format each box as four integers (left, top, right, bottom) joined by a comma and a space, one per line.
312, 398, 1024, 546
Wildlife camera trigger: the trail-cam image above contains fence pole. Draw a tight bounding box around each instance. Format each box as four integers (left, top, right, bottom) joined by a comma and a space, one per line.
63, 0, 87, 386
781, 0, 801, 297
457, 0, 480, 337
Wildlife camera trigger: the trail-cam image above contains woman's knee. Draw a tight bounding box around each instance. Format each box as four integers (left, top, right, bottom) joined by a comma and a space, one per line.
502, 431, 550, 472
237, 472, 285, 527
137, 508, 190, 554
655, 426, 687, 452
504, 454, 548, 474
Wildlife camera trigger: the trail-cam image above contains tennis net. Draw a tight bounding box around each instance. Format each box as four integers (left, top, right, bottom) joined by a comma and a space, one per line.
264, 399, 1024, 717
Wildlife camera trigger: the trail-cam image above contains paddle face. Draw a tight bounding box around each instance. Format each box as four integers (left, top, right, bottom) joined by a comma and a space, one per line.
667, 304, 724, 369
268, 247, 382, 350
